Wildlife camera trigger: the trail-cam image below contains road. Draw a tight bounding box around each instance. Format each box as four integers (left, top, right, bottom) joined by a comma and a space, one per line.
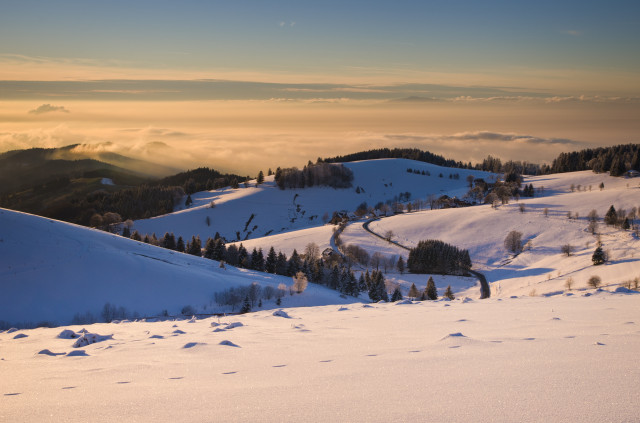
362, 217, 490, 299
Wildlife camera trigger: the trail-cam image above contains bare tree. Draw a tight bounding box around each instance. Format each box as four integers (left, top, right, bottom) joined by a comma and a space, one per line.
384, 230, 394, 241
587, 275, 601, 289
561, 244, 575, 257
504, 230, 523, 255
304, 242, 320, 260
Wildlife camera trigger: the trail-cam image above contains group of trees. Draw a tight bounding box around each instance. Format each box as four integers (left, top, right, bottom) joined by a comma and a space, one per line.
407, 240, 472, 275
274, 162, 354, 190
550, 144, 640, 175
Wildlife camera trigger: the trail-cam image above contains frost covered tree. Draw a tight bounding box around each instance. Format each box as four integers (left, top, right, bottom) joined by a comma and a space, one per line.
292, 272, 308, 294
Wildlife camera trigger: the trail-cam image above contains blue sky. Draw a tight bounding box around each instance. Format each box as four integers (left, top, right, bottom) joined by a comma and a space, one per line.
1, 0, 639, 90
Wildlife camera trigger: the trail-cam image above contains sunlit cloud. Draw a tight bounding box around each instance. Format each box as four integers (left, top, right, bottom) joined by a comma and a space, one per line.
28, 104, 70, 114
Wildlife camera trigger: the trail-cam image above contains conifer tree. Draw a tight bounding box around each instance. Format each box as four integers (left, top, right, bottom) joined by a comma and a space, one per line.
287, 249, 302, 276
275, 252, 288, 275
444, 285, 455, 300
425, 276, 438, 300
213, 238, 226, 261
203, 238, 216, 259
592, 245, 606, 265
238, 244, 248, 267
176, 236, 185, 252
605, 205, 618, 226
358, 273, 367, 292
265, 247, 277, 273
329, 266, 340, 290
397, 256, 405, 274
390, 287, 403, 302
408, 283, 419, 299
257, 170, 264, 185
131, 230, 142, 241
187, 236, 202, 256
240, 295, 251, 314
122, 226, 131, 238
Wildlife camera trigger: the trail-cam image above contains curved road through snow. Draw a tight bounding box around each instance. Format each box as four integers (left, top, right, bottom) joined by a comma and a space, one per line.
362, 218, 490, 299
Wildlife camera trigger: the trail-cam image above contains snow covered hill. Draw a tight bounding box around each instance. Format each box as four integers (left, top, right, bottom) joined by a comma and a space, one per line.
132, 159, 494, 242
0, 209, 356, 327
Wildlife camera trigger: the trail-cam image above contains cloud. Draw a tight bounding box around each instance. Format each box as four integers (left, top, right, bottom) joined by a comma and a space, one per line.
385, 131, 580, 146
28, 104, 70, 114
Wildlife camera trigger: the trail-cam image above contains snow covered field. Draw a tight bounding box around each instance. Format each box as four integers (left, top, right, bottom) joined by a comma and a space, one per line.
2, 293, 639, 422
2, 159, 640, 421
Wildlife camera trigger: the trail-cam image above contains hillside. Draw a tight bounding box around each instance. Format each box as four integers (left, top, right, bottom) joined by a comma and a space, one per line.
0, 208, 356, 327
132, 158, 494, 242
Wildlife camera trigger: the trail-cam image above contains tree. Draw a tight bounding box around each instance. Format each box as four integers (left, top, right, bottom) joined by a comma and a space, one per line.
185, 194, 193, 207
599, 182, 604, 191
425, 276, 438, 300
292, 271, 308, 293
287, 249, 302, 276
443, 285, 455, 300
384, 230, 394, 241
592, 245, 606, 265
176, 236, 185, 252
240, 295, 251, 314
407, 283, 419, 299
504, 230, 523, 255
304, 242, 320, 260
186, 236, 202, 256
265, 247, 277, 273
604, 205, 618, 226
565, 277, 574, 291
466, 174, 475, 188
561, 244, 574, 257
396, 256, 405, 274
390, 287, 403, 302
587, 275, 602, 289
256, 170, 264, 185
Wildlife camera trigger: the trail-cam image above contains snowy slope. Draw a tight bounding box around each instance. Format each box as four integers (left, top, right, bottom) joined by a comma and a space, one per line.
2, 293, 639, 422
0, 209, 357, 327
132, 159, 494, 242
363, 170, 640, 296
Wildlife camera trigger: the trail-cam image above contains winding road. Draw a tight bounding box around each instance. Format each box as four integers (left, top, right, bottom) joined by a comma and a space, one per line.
362, 217, 490, 299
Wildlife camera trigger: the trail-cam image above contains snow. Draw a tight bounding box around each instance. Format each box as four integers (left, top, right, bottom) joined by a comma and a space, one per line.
100, 178, 114, 186
2, 158, 640, 421
132, 159, 495, 243
0, 208, 357, 326
1, 294, 639, 422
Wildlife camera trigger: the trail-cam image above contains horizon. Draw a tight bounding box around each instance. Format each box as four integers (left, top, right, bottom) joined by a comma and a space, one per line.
1, 1, 639, 174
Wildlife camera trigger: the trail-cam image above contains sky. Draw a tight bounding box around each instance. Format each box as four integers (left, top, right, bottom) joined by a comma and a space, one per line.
1, 0, 639, 174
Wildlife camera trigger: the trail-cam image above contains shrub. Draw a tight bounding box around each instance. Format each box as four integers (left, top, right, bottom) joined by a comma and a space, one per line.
561, 244, 574, 257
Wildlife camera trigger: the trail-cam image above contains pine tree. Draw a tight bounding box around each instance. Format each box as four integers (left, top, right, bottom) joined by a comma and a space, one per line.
390, 287, 403, 302
592, 245, 606, 265
203, 238, 216, 259
358, 273, 367, 292
122, 226, 131, 238
444, 285, 455, 300
176, 236, 185, 252
240, 295, 251, 314
397, 256, 405, 274
329, 266, 340, 290
408, 283, 419, 299
425, 276, 438, 300
162, 233, 176, 250
257, 170, 264, 185
604, 205, 617, 226
131, 230, 142, 241
287, 249, 302, 276
187, 236, 202, 256
623, 217, 630, 230
185, 194, 193, 207
275, 252, 288, 275
213, 239, 226, 261
265, 247, 277, 273
238, 244, 248, 268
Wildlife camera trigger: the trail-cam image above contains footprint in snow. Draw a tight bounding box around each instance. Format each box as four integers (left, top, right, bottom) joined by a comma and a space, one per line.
13, 333, 28, 339
116, 381, 131, 384
365, 354, 378, 357
409, 350, 421, 353
319, 360, 333, 363
522, 338, 536, 341
149, 335, 164, 339
219, 340, 240, 348
4, 393, 21, 396
222, 371, 237, 375
564, 335, 576, 339
595, 342, 606, 346
168, 377, 184, 380
172, 329, 186, 335
62, 387, 76, 390
272, 364, 287, 368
